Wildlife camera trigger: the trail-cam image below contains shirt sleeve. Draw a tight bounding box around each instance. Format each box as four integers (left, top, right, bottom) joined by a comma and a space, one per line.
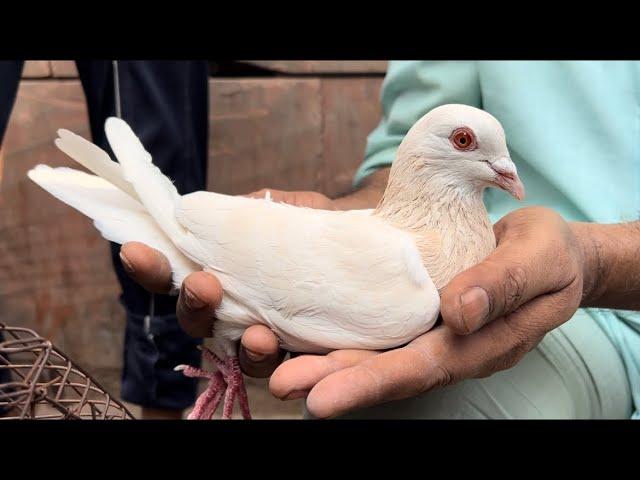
354, 61, 483, 187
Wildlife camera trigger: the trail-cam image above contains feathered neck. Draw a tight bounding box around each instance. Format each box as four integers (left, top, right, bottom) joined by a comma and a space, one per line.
374, 158, 495, 290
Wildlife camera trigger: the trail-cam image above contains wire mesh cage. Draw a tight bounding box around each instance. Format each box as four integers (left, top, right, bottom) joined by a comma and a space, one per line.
0, 323, 135, 420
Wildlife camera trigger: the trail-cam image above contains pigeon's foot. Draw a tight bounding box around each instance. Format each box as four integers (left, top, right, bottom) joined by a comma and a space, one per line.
176, 346, 251, 420
175, 364, 227, 420
199, 346, 251, 420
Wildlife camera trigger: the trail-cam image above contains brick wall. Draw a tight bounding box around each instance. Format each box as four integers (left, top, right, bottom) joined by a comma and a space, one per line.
0, 60, 387, 418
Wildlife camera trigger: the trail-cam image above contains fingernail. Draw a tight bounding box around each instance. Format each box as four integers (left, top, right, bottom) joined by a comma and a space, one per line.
119, 251, 135, 274
283, 390, 309, 401
244, 348, 267, 363
459, 287, 489, 332
183, 287, 206, 310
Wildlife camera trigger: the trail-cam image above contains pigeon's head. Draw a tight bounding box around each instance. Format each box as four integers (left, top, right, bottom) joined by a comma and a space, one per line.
397, 104, 525, 200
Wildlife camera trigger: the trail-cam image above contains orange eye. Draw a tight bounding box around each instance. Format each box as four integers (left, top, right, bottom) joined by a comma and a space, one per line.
450, 127, 477, 151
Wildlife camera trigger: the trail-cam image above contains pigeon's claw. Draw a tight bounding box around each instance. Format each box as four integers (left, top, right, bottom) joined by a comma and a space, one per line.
175, 364, 216, 379
178, 347, 251, 420
187, 370, 227, 420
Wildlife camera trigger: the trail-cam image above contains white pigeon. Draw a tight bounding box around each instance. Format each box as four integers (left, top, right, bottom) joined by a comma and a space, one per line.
27, 104, 524, 420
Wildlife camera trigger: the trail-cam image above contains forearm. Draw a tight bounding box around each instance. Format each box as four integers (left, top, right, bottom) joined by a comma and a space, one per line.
332, 168, 390, 210
572, 221, 640, 310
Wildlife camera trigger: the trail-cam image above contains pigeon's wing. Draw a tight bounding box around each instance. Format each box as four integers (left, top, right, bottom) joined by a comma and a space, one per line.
176, 192, 440, 352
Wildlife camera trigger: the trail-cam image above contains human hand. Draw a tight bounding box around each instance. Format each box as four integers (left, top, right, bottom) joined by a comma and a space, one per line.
268, 206, 587, 418
118, 189, 335, 377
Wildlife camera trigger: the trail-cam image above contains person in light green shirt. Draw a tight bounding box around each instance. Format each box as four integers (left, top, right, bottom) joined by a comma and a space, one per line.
120, 61, 640, 419
344, 61, 639, 419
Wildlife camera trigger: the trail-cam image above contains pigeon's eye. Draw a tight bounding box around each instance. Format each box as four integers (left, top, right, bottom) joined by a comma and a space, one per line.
450, 127, 477, 151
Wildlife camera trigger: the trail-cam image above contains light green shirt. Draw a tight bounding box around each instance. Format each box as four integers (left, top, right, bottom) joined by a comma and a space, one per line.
355, 61, 640, 419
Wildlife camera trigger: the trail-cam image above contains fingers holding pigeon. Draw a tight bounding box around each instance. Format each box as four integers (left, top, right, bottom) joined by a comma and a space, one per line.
239, 325, 285, 377
269, 349, 378, 401
120, 242, 173, 294
176, 271, 223, 338
119, 243, 221, 337
302, 341, 445, 419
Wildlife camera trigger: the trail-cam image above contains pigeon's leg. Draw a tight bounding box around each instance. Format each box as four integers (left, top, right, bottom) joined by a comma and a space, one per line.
200, 347, 252, 420
174, 364, 226, 420
221, 356, 251, 420
198, 378, 226, 420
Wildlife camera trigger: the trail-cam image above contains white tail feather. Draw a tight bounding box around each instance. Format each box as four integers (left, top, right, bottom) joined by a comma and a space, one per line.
104, 117, 188, 244
27, 165, 197, 289
54, 129, 140, 201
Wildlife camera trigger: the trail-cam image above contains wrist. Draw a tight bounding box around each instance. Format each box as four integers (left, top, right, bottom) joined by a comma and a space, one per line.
569, 222, 603, 306
571, 221, 640, 310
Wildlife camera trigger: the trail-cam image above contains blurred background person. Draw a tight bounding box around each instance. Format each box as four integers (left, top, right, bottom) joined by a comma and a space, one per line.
0, 60, 209, 419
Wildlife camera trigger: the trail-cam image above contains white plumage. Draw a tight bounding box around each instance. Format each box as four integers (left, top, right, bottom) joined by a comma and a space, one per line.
27, 104, 524, 419
29, 120, 441, 354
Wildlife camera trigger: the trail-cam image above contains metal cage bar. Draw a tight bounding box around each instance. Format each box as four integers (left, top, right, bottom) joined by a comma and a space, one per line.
0, 323, 134, 420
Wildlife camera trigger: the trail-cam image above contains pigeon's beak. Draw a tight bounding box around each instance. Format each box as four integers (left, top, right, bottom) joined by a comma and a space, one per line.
489, 157, 525, 201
